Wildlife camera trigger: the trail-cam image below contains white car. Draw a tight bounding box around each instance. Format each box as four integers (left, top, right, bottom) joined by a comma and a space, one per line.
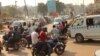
69, 15, 100, 43
10, 20, 26, 27
53, 17, 63, 25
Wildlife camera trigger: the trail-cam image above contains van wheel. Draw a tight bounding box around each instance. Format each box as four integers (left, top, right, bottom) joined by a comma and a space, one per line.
75, 34, 84, 43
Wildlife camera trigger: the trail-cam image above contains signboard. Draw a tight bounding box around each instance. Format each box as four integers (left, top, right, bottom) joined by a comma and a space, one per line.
47, 0, 56, 13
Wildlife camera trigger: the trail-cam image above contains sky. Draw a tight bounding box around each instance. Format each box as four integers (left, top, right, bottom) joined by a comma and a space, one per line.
0, 0, 94, 6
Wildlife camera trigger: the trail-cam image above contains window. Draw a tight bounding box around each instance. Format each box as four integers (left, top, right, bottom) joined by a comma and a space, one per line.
94, 17, 100, 25
86, 18, 94, 26
73, 18, 84, 26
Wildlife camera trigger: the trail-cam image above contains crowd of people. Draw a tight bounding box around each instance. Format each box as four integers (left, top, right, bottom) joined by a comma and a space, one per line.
1, 20, 69, 55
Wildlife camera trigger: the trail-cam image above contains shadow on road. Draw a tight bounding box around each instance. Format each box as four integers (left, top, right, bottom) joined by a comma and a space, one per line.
7, 50, 29, 56
61, 51, 76, 56
73, 40, 100, 46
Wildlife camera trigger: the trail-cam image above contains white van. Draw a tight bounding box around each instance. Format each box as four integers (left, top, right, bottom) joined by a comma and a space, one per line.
69, 15, 100, 43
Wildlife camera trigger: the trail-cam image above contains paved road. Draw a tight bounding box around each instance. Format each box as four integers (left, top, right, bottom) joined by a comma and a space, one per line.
0, 24, 100, 56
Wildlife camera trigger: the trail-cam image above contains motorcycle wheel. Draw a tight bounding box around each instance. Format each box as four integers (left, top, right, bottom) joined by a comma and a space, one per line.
19, 38, 28, 47
54, 44, 65, 55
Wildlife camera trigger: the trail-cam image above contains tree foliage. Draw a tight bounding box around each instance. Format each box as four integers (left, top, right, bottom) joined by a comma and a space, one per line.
56, 1, 65, 14
1, 6, 22, 18
38, 3, 47, 16
86, 4, 100, 15
37, 1, 65, 16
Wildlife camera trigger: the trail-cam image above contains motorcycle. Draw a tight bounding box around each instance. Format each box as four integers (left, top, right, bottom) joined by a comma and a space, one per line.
3, 32, 20, 51
5, 40, 20, 51
20, 31, 30, 47
48, 37, 66, 55
32, 42, 51, 56
32, 37, 67, 56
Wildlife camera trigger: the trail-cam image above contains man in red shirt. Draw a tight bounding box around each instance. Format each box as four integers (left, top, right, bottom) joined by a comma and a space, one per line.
39, 28, 47, 42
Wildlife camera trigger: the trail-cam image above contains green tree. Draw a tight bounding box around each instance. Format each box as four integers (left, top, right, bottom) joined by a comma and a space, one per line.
2, 6, 22, 17
38, 3, 47, 16
56, 1, 65, 14
86, 4, 100, 15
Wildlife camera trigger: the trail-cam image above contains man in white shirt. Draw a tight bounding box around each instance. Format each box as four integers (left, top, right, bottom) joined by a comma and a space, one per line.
31, 29, 39, 45
31, 29, 39, 55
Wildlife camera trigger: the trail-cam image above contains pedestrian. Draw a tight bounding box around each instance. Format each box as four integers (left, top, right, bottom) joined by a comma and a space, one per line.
26, 24, 32, 48
31, 23, 36, 31
64, 21, 69, 33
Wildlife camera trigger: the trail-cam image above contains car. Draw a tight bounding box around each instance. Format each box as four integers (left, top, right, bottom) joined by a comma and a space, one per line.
69, 15, 100, 43
62, 15, 69, 21
10, 20, 26, 27
53, 17, 64, 25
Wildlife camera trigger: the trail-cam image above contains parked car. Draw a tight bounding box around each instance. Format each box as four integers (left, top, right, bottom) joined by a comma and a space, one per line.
69, 15, 100, 43
62, 15, 69, 21
10, 20, 26, 27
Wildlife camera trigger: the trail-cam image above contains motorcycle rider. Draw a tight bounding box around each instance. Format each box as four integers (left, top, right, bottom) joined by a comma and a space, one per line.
18, 25, 24, 34
31, 28, 39, 48
23, 22, 28, 31
50, 25, 60, 39
5, 26, 21, 51
39, 27, 47, 42
31, 28, 51, 56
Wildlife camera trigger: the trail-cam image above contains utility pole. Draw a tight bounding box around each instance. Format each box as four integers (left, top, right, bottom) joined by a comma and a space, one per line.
83, 0, 85, 16
24, 0, 29, 18
15, 0, 17, 7
35, 0, 37, 17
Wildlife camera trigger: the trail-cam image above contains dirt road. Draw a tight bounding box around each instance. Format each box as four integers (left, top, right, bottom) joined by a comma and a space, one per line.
0, 24, 100, 56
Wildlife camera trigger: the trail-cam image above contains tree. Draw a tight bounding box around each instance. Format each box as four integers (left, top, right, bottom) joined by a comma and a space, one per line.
2, 6, 22, 18
38, 3, 47, 16
56, 1, 65, 14
86, 4, 100, 15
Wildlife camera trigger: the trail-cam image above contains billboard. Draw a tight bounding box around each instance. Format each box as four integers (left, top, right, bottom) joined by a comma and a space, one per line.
47, 0, 56, 13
